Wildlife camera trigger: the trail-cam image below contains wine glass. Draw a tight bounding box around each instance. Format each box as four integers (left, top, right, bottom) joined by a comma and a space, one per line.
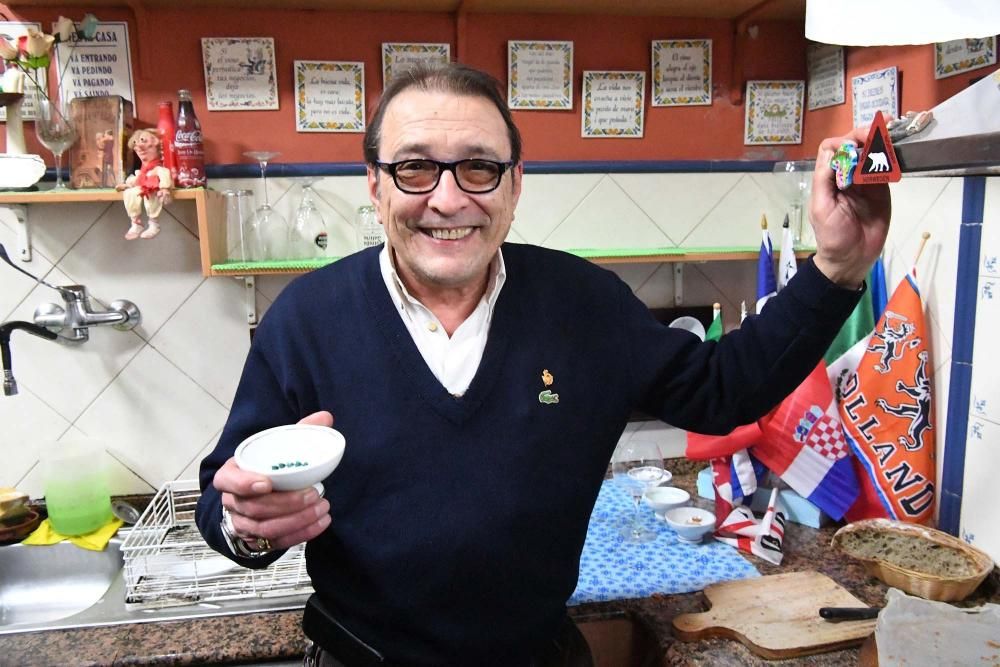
244, 150, 289, 260
771, 160, 815, 247
290, 177, 328, 259
35, 96, 78, 191
611, 440, 667, 543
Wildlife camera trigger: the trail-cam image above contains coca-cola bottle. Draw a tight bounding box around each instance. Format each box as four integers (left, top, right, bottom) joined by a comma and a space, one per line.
156, 101, 177, 181
174, 89, 206, 188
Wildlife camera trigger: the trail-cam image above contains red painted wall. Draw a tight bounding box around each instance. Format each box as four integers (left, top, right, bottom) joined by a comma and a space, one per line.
4, 5, 997, 167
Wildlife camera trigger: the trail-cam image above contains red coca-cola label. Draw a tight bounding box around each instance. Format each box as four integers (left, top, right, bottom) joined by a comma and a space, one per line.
175, 133, 205, 187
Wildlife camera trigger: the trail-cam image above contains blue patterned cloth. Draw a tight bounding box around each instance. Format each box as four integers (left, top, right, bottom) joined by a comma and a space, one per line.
568, 480, 759, 605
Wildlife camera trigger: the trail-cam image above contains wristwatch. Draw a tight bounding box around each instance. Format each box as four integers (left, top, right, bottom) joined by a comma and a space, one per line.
220, 505, 272, 558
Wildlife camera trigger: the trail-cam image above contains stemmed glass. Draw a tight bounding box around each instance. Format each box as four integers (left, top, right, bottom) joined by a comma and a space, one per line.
35, 95, 78, 191
611, 440, 667, 543
771, 160, 815, 247
244, 150, 289, 260
290, 177, 328, 259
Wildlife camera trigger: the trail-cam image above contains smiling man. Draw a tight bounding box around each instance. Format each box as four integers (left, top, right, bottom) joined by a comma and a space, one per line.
197, 63, 890, 667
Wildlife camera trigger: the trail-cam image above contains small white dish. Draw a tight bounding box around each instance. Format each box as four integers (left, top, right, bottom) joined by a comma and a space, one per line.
668, 316, 706, 341
663, 506, 716, 543
644, 486, 690, 515
235, 424, 345, 491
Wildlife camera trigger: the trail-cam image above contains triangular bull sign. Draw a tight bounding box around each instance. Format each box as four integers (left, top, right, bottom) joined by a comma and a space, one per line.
854, 110, 902, 184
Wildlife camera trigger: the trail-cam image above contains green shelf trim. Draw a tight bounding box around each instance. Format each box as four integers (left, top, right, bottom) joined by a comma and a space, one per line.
566, 247, 686, 258
212, 258, 342, 272
683, 245, 817, 254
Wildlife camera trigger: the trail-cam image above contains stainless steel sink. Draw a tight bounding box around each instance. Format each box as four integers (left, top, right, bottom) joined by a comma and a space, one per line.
0, 538, 125, 628
0, 535, 308, 636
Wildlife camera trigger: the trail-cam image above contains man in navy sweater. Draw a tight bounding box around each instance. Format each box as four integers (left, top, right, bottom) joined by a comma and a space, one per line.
197, 63, 890, 666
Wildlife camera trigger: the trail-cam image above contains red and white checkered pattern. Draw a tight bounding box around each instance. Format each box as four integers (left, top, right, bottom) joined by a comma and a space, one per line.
806, 415, 850, 460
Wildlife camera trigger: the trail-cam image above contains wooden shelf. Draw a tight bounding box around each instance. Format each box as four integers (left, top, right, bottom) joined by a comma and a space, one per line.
0, 187, 225, 276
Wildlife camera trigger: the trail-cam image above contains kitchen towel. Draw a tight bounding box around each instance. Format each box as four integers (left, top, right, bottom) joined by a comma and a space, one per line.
23, 517, 123, 551
569, 481, 759, 605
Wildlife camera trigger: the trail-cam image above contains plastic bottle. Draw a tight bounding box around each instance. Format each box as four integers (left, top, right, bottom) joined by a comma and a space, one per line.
156, 101, 177, 181
174, 89, 206, 188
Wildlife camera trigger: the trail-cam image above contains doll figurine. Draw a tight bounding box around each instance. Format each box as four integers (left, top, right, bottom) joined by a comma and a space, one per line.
116, 128, 173, 240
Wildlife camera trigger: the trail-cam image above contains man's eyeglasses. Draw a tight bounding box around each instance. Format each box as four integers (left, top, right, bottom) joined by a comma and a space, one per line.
374, 158, 515, 195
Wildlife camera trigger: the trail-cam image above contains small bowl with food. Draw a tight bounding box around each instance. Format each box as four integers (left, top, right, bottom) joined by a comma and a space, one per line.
644, 486, 690, 516
664, 506, 716, 543
235, 424, 346, 492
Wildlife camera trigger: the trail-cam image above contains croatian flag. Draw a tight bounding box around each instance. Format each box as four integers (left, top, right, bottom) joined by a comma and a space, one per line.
755, 362, 861, 520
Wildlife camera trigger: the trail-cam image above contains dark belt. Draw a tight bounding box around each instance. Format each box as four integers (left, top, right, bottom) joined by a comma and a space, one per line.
302, 594, 593, 667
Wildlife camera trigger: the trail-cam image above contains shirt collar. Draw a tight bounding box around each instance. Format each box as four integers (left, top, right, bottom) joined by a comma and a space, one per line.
379, 244, 507, 318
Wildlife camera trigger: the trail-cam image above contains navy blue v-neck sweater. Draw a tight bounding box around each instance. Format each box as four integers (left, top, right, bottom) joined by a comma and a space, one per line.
197, 242, 860, 666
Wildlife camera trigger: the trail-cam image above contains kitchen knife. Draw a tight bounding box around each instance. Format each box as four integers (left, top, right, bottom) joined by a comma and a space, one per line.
819, 606, 880, 621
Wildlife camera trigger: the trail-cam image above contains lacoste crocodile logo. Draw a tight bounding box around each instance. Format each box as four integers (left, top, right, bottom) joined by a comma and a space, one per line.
538, 390, 560, 404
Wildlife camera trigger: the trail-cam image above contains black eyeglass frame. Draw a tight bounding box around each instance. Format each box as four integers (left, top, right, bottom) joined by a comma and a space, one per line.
373, 158, 516, 195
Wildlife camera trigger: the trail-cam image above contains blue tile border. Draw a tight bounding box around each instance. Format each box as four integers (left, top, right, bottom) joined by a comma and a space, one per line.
939, 176, 986, 535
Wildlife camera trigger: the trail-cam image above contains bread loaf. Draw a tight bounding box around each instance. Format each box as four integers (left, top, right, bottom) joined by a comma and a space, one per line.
836, 527, 978, 578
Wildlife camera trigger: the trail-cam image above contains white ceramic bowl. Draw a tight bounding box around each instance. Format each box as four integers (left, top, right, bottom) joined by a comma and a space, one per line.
235, 424, 345, 491
644, 486, 690, 515
668, 316, 706, 341
664, 506, 716, 543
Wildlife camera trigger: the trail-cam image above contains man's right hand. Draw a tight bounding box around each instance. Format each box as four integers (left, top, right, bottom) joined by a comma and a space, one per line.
213, 410, 334, 551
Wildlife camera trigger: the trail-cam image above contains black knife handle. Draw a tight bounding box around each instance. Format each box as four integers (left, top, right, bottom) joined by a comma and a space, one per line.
819, 606, 880, 621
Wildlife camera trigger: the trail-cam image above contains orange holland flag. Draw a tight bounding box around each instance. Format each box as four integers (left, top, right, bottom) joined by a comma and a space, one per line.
836, 274, 935, 523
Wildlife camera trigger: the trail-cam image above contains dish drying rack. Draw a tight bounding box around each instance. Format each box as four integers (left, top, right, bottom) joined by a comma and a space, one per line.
121, 479, 313, 609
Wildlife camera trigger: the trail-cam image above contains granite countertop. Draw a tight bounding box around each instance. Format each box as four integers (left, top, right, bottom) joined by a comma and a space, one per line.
2, 460, 997, 666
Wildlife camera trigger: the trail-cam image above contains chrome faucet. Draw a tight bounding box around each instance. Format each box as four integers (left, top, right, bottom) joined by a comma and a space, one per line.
33, 284, 141, 342
0, 243, 142, 396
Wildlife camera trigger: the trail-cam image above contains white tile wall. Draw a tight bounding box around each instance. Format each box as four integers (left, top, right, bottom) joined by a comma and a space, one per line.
0, 172, 962, 509
962, 179, 1000, 559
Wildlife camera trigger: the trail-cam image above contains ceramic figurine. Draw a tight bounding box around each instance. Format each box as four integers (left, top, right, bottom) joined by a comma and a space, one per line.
116, 128, 173, 240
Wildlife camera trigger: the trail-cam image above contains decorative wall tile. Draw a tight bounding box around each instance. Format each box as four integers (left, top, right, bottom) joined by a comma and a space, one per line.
970, 276, 1000, 424
982, 178, 1000, 278
680, 175, 781, 248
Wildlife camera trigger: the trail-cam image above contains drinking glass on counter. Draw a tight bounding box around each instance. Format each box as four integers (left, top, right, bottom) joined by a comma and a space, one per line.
611, 440, 667, 543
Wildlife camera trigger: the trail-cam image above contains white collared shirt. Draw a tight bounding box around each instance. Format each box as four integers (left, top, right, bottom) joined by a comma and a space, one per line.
379, 245, 507, 396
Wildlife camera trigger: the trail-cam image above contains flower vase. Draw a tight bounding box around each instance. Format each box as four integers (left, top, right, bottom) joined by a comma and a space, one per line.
3, 93, 27, 154
0, 91, 45, 190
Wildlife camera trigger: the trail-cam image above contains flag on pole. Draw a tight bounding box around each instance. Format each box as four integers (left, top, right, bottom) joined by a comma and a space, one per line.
870, 255, 888, 321
755, 363, 861, 520
837, 273, 935, 523
757, 215, 777, 314
777, 213, 798, 290
706, 302, 723, 341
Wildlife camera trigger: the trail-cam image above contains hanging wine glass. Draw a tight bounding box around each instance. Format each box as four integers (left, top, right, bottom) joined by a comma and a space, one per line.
290, 177, 328, 259
243, 150, 289, 260
34, 94, 78, 191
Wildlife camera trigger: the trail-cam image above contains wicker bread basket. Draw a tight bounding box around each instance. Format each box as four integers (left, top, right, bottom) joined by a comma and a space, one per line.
831, 519, 995, 602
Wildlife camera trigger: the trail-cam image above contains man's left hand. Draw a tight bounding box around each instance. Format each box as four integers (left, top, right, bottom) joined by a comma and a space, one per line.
809, 126, 892, 289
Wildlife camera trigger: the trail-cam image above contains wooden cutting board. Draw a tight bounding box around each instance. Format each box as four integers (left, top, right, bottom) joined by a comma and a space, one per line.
672, 571, 877, 659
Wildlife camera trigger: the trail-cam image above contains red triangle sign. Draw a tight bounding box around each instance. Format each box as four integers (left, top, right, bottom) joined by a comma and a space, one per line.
854, 110, 901, 184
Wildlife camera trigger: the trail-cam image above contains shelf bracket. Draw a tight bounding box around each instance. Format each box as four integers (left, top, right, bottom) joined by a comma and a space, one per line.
242, 276, 257, 326
1, 204, 31, 262
674, 263, 684, 306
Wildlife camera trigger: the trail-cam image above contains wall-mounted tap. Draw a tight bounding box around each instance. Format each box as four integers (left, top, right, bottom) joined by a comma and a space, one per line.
0, 242, 141, 343
33, 284, 141, 342
1, 321, 58, 396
